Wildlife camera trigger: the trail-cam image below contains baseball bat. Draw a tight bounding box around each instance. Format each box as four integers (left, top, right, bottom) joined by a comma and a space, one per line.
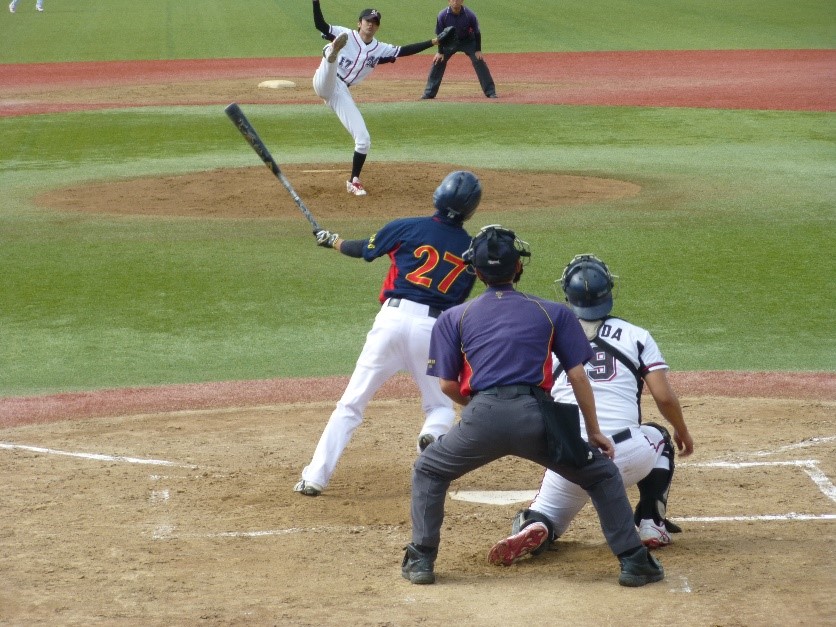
224, 103, 322, 232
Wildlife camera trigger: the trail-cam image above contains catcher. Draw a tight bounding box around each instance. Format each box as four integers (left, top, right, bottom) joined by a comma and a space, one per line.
487, 254, 695, 567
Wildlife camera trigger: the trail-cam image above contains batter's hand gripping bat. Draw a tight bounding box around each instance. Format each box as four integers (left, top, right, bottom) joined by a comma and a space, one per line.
224, 103, 322, 232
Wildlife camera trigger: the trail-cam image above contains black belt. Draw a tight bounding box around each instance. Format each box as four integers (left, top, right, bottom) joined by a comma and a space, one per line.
386, 298, 442, 319
476, 385, 538, 398
612, 428, 632, 444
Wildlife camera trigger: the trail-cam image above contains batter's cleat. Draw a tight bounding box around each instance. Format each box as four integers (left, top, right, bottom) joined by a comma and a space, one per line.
618, 546, 665, 587
638, 518, 672, 549
327, 32, 348, 63
417, 433, 435, 452
346, 177, 367, 196
9, 3, 15, 12
293, 479, 323, 497
401, 543, 437, 584
487, 521, 549, 566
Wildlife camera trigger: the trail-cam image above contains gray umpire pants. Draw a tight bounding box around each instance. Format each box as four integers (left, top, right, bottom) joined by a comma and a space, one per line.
410, 389, 642, 555
422, 37, 496, 98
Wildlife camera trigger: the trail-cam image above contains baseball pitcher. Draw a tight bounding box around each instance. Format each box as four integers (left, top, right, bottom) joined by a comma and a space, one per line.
312, 2, 454, 195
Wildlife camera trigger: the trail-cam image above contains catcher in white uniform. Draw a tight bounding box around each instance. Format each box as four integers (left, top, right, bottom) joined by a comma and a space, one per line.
312, 2, 455, 196
488, 254, 695, 566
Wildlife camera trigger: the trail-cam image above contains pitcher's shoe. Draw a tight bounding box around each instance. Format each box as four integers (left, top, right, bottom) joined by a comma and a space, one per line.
326, 32, 348, 63
618, 546, 665, 587
293, 479, 323, 497
487, 521, 549, 566
638, 518, 672, 549
346, 177, 367, 196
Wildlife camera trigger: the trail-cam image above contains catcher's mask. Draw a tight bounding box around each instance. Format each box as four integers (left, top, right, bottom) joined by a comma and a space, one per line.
463, 224, 531, 282
558, 254, 616, 320
433, 170, 482, 223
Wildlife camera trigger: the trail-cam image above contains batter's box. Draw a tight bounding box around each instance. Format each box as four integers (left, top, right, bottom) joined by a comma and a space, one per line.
673, 459, 836, 523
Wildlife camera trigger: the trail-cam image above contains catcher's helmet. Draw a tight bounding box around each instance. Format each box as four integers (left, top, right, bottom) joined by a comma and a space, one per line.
559, 254, 615, 320
433, 171, 482, 222
463, 224, 531, 281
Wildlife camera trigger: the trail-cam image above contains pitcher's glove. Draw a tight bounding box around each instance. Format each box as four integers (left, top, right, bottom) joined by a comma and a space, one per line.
314, 229, 339, 248
437, 26, 455, 45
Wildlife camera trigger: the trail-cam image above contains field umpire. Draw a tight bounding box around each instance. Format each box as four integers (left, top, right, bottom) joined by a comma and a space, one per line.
402, 225, 664, 587
421, 0, 497, 99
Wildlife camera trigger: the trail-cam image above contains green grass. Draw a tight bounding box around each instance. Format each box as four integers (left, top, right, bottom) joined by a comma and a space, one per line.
1, 102, 833, 394
1, 0, 833, 63
0, 1, 833, 395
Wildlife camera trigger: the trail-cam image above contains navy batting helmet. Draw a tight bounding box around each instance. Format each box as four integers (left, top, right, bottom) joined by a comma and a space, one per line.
433, 171, 482, 222
559, 254, 615, 320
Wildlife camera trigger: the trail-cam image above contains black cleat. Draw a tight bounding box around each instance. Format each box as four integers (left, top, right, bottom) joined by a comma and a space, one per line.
618, 546, 665, 587
401, 543, 437, 584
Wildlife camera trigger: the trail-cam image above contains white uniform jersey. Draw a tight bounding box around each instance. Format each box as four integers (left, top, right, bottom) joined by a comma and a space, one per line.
551, 316, 668, 438
329, 26, 400, 87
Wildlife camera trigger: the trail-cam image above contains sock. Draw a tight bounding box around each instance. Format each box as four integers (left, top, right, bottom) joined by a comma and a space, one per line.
351, 151, 367, 180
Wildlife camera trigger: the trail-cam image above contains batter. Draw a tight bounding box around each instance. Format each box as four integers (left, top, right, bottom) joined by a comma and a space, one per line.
312, 2, 454, 195
294, 171, 482, 497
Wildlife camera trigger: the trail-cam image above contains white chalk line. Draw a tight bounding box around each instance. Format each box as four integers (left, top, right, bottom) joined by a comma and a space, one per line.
0, 441, 193, 468
683, 459, 836, 503
751, 435, 836, 457
675, 513, 836, 523
152, 524, 402, 540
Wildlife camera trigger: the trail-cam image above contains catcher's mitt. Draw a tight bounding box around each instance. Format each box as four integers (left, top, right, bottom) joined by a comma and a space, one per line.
437, 26, 455, 44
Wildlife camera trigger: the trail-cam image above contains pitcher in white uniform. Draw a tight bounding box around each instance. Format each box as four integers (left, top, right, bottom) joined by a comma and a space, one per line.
488, 254, 695, 566
312, 2, 454, 195
9, 0, 43, 12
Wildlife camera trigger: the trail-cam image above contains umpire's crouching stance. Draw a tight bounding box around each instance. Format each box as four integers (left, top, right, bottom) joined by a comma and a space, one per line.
402, 225, 664, 587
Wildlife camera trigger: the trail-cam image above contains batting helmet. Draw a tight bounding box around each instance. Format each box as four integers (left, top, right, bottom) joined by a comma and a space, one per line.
559, 254, 615, 320
433, 171, 482, 222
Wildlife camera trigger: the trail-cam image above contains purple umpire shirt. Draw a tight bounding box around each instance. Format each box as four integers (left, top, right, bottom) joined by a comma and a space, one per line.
427, 284, 593, 397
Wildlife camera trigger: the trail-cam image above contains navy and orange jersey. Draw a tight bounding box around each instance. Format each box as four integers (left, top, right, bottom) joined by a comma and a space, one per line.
427, 285, 593, 397
360, 215, 475, 311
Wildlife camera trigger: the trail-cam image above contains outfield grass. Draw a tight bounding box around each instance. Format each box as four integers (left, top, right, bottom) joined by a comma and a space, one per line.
1, 0, 833, 63
1, 2, 834, 395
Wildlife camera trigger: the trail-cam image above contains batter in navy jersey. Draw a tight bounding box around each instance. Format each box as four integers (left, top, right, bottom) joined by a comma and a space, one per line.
294, 171, 481, 497
401, 225, 666, 588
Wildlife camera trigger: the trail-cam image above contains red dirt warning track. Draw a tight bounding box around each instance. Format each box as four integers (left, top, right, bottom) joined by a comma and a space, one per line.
1, 49, 834, 116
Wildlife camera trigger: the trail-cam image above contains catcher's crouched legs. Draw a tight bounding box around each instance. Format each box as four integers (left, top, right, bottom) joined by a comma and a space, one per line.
487, 509, 554, 566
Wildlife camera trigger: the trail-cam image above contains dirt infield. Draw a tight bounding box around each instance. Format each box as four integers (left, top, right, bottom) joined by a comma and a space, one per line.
1, 381, 834, 625
2, 51, 835, 625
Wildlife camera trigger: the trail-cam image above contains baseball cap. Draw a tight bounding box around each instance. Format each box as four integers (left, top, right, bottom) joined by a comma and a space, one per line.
359, 8, 381, 23
468, 226, 522, 280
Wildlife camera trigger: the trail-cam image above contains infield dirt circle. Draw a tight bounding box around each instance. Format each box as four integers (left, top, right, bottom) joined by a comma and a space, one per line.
1, 51, 834, 626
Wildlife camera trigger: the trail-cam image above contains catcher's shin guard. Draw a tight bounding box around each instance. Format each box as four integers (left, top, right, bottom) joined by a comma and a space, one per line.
634, 422, 675, 525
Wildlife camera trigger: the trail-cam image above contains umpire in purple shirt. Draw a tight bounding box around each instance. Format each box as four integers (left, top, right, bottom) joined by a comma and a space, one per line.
401, 225, 665, 587
421, 0, 497, 99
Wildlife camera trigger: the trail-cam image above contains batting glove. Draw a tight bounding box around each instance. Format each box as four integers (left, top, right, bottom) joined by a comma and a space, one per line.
315, 229, 339, 248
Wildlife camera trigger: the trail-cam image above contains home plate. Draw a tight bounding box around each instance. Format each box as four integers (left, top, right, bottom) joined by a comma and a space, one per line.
450, 490, 537, 505
258, 79, 296, 89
